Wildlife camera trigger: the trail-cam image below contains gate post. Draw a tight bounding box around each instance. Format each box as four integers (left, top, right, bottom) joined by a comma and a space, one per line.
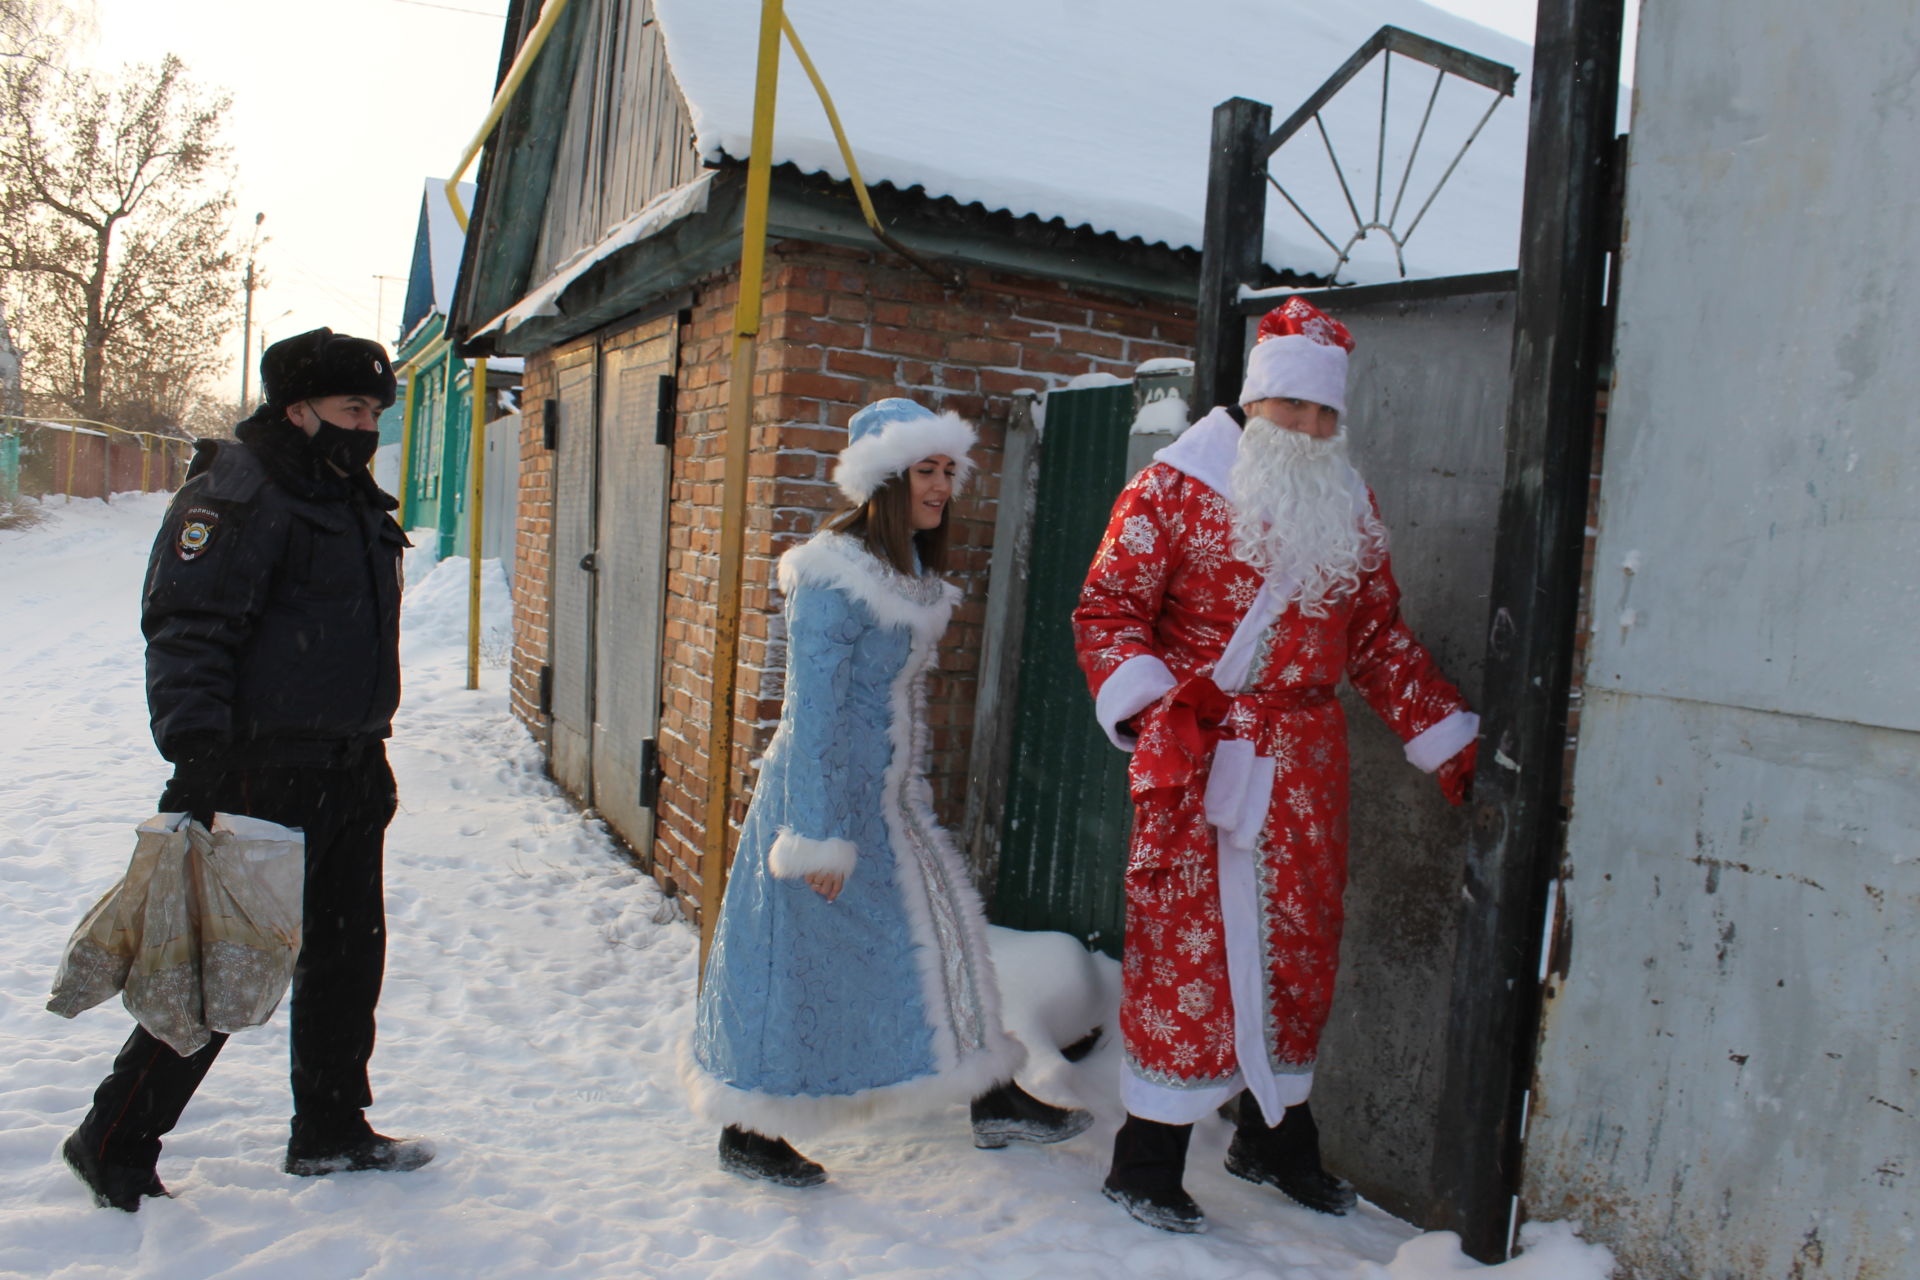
1433, 0, 1625, 1260
1191, 97, 1271, 417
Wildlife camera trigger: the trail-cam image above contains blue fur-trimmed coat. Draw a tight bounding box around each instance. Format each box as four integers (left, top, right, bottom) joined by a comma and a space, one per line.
683, 532, 1022, 1138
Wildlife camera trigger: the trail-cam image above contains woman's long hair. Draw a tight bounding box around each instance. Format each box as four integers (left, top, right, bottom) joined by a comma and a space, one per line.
825, 471, 950, 575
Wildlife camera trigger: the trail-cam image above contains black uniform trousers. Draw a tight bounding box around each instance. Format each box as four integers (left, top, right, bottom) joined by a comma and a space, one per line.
74, 744, 397, 1170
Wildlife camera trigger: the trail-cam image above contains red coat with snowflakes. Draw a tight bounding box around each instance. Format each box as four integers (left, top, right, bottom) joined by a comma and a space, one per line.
1072, 441, 1473, 1088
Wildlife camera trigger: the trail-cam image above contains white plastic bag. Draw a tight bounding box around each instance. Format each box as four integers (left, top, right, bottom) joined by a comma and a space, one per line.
196, 814, 304, 1033
46, 813, 190, 1020
48, 812, 305, 1056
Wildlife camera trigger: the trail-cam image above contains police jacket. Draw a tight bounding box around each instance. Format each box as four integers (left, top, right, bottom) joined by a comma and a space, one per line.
143, 412, 408, 769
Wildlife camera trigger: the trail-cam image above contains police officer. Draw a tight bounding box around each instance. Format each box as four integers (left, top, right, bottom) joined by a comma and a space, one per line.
64, 328, 429, 1211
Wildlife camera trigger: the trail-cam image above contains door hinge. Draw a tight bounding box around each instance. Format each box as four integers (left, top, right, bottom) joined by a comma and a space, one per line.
543, 398, 559, 450
639, 736, 664, 808
654, 374, 677, 447
538, 663, 553, 715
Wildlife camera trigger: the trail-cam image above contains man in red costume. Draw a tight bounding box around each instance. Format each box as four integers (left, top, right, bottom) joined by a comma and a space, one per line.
1073, 298, 1477, 1233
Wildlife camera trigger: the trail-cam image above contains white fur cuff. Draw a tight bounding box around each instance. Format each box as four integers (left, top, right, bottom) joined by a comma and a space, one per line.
766, 829, 858, 880
1094, 654, 1178, 752
1404, 710, 1480, 773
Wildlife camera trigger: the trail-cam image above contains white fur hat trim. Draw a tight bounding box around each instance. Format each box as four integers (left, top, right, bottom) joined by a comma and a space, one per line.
832, 406, 978, 503
1238, 333, 1349, 417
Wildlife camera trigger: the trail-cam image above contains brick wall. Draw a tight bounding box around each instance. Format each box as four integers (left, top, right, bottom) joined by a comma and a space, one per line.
510, 239, 1194, 924
508, 353, 557, 747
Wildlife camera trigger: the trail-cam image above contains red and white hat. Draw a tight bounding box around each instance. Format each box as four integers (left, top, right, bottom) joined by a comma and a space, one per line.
1237, 297, 1355, 417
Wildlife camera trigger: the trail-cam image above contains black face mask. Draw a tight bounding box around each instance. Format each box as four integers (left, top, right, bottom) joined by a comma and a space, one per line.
309, 419, 381, 472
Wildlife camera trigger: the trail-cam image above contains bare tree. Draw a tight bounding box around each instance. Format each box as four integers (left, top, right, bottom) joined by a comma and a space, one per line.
0, 48, 238, 434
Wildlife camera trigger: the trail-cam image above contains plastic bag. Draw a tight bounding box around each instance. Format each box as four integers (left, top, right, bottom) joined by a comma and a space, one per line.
195, 814, 304, 1033
48, 812, 305, 1057
123, 821, 206, 1055
46, 813, 189, 1020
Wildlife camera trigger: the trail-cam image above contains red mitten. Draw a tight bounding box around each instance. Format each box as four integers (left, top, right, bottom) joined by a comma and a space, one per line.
1437, 740, 1477, 806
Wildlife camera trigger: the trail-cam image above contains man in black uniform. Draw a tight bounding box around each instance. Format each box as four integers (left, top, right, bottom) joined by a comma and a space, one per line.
63, 328, 430, 1211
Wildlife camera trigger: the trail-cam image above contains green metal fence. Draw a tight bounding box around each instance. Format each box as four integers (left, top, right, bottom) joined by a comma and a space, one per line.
990, 383, 1137, 957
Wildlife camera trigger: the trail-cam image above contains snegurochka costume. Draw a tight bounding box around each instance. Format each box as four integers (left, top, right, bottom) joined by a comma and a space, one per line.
687, 400, 1075, 1167
1073, 299, 1478, 1232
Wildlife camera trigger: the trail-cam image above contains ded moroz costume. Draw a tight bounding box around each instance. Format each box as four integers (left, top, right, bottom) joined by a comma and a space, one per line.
685, 398, 1089, 1186
1073, 299, 1477, 1232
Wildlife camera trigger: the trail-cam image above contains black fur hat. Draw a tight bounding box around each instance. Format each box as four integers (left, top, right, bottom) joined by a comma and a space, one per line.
261, 327, 397, 410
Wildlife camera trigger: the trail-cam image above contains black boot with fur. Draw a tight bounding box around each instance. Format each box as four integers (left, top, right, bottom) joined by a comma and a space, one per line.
969, 1080, 1094, 1149
1102, 1114, 1205, 1233
1223, 1094, 1357, 1215
718, 1125, 827, 1187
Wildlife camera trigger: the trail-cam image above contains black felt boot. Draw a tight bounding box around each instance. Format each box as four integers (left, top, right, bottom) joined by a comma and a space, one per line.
1102, 1114, 1206, 1233
62, 1132, 168, 1212
718, 1125, 827, 1187
1223, 1094, 1356, 1214
285, 1115, 435, 1177
970, 1080, 1094, 1149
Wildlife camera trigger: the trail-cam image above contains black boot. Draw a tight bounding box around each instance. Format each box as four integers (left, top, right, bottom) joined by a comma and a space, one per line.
718, 1125, 827, 1187
969, 1080, 1094, 1149
285, 1115, 435, 1178
1223, 1094, 1356, 1215
62, 1132, 169, 1212
1102, 1114, 1206, 1233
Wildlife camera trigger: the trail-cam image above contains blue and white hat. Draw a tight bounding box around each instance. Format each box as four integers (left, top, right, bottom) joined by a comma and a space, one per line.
832, 397, 978, 504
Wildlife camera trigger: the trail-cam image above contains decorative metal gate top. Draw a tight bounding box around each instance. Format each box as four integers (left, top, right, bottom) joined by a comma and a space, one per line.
1267, 26, 1518, 283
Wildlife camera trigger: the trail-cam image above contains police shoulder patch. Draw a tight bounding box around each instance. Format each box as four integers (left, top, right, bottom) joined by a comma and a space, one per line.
176, 506, 222, 561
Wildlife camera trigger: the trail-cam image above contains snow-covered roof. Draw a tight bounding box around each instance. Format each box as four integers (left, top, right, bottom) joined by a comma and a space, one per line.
651, 0, 1531, 284
402, 178, 478, 340
426, 179, 473, 316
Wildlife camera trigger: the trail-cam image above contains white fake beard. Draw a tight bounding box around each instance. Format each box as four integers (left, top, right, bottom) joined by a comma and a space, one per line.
1227, 414, 1388, 618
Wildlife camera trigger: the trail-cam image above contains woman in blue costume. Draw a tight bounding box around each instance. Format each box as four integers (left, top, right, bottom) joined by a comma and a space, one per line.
684, 398, 1092, 1185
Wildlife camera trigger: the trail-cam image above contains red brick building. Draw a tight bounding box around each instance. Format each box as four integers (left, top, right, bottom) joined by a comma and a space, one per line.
451, 5, 1211, 926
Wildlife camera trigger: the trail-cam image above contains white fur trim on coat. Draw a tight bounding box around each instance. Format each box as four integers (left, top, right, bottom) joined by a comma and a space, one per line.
1404, 709, 1480, 773
778, 532, 959, 644
832, 410, 978, 503
1238, 333, 1349, 416
765, 829, 857, 880
679, 1030, 1020, 1141
1094, 653, 1178, 752
1152, 405, 1241, 497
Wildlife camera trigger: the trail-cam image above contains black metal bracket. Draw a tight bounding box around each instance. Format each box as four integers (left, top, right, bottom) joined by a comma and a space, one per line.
542, 398, 559, 450
538, 663, 553, 716
654, 374, 676, 447
638, 737, 663, 809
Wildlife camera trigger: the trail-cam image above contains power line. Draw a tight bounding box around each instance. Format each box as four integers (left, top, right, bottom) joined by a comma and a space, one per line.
390, 0, 509, 17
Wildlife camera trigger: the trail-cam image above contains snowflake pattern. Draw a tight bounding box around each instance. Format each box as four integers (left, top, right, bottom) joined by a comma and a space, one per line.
1119, 514, 1158, 556
1175, 920, 1215, 963
1176, 979, 1216, 1020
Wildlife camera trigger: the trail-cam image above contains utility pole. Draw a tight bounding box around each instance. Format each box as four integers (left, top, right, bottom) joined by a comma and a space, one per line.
239, 212, 265, 406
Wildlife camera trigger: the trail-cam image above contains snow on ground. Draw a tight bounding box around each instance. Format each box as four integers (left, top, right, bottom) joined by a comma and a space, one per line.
0, 495, 1613, 1278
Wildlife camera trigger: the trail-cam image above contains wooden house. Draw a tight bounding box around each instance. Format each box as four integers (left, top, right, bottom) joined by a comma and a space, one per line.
397, 178, 524, 561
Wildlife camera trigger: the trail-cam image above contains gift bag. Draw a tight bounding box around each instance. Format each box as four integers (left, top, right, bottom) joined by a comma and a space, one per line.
195, 814, 304, 1033
46, 813, 191, 1019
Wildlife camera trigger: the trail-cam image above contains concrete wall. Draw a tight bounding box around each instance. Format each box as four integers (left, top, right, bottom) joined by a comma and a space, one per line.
1522, 3, 1920, 1276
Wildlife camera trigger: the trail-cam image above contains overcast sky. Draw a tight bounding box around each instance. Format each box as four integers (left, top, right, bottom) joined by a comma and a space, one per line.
73, 0, 1635, 405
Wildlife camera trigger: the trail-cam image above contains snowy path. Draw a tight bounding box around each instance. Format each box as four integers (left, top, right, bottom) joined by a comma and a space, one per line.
0, 495, 1608, 1279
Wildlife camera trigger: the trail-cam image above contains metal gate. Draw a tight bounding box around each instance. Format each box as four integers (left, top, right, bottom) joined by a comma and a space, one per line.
549, 341, 599, 796
589, 322, 676, 854
991, 382, 1136, 955
983, 275, 1514, 1226
546, 316, 678, 859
